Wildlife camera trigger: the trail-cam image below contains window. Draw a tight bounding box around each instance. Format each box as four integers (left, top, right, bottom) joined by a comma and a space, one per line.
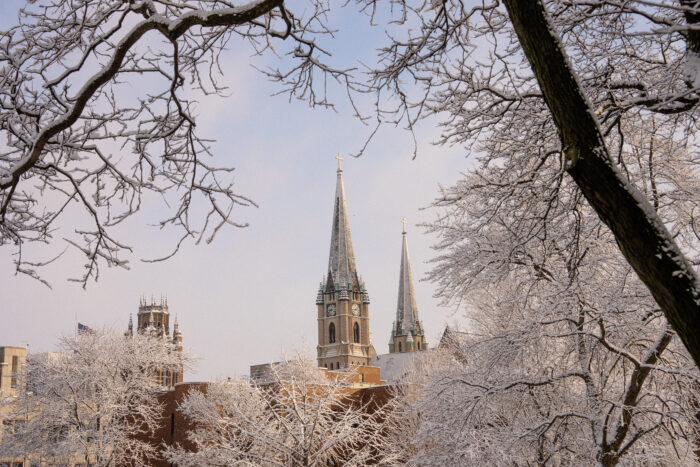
14, 420, 25, 432
418, 342, 421, 350
329, 323, 336, 344
353, 322, 360, 343
11, 356, 18, 389
398, 342, 402, 352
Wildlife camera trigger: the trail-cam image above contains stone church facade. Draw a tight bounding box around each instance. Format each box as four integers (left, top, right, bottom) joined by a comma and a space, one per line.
315, 163, 375, 370
315, 160, 427, 371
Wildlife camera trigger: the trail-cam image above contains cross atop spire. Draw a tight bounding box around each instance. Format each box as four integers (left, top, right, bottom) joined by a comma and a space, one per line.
401, 217, 407, 234
335, 152, 343, 172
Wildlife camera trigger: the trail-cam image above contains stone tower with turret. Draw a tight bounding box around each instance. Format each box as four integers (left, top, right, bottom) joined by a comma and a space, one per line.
125, 296, 184, 387
389, 223, 428, 353
316, 160, 375, 370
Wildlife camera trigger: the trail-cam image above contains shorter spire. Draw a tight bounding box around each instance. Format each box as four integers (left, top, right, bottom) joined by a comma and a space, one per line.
389, 220, 428, 353
395, 220, 419, 333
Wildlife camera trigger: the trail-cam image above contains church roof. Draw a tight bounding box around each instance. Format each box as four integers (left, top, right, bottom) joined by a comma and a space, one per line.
396, 224, 419, 333
326, 166, 357, 288
370, 351, 424, 384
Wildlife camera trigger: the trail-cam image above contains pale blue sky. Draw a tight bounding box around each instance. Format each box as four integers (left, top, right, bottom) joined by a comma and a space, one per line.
0, 1, 473, 379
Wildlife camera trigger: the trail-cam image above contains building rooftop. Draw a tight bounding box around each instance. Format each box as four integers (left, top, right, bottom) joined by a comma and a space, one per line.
370, 351, 428, 384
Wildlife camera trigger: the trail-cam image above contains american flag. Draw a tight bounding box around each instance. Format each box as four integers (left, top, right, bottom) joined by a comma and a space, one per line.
77, 322, 96, 335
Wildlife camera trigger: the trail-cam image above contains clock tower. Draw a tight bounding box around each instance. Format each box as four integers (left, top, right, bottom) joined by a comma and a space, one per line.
316, 158, 374, 370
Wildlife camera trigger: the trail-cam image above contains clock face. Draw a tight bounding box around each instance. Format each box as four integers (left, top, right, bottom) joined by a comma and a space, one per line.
326, 304, 336, 317
352, 303, 360, 316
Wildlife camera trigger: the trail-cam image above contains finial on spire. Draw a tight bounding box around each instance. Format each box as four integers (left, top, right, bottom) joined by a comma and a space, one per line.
401, 217, 407, 234
335, 153, 343, 172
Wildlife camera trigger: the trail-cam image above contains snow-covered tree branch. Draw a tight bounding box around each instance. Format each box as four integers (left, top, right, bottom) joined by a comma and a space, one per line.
356, 0, 700, 366
0, 331, 188, 466
389, 287, 699, 464
165, 354, 396, 466
406, 88, 700, 463
0, 0, 354, 286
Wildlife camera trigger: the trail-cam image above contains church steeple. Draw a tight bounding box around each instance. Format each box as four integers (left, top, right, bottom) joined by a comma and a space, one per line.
389, 220, 428, 353
327, 158, 358, 290
316, 158, 374, 370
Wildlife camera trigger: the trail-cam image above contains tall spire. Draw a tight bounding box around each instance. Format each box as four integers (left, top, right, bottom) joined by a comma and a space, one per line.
326, 157, 357, 288
396, 221, 418, 332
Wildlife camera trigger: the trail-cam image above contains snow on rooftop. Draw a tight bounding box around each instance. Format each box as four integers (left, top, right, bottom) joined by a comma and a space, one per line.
371, 351, 428, 384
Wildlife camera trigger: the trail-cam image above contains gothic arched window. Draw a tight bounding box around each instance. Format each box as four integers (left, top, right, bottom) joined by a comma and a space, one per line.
353, 322, 360, 343
399, 342, 402, 352
329, 323, 336, 343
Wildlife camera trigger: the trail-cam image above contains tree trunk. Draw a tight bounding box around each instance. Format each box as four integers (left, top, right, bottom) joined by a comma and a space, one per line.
679, 1, 700, 57
502, 0, 700, 367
